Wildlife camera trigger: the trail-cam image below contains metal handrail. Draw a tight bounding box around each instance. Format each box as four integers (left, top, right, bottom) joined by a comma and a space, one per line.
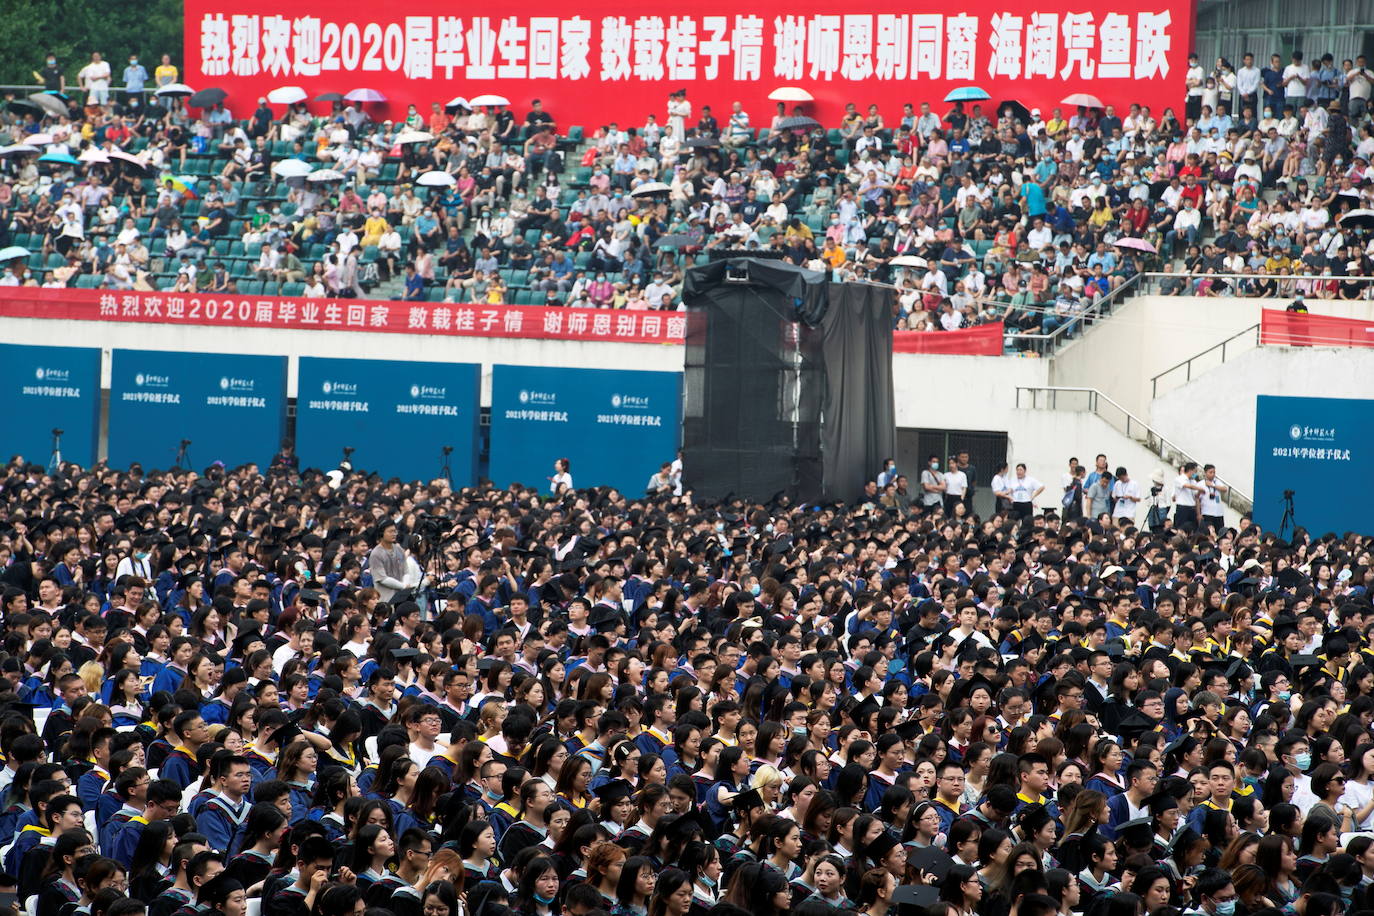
1012, 273, 1143, 356
1014, 385, 1253, 515
1150, 323, 1260, 399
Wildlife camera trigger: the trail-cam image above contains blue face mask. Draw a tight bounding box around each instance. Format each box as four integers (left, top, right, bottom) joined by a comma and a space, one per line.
534, 892, 555, 905
700, 875, 717, 889
1293, 752, 1312, 770
1214, 900, 1237, 916
750, 584, 761, 597
1279, 690, 1292, 701
889, 657, 906, 673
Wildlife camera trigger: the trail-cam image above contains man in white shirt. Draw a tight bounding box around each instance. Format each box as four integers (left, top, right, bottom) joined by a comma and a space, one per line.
1110, 468, 1141, 522
1236, 53, 1263, 114
919, 455, 946, 510
1009, 464, 1044, 519
1199, 464, 1229, 534
1172, 462, 1206, 532
1186, 54, 1206, 119
1283, 52, 1312, 107
78, 52, 111, 106
1347, 56, 1374, 120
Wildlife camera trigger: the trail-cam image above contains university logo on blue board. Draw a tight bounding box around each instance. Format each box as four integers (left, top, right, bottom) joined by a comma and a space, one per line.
520, 389, 556, 405
135, 372, 169, 388
220, 376, 256, 393
321, 380, 357, 396
35, 367, 69, 381
1290, 425, 1302, 440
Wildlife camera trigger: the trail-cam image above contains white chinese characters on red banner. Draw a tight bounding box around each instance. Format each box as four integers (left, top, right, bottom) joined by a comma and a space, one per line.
0, 288, 686, 345
184, 0, 1192, 128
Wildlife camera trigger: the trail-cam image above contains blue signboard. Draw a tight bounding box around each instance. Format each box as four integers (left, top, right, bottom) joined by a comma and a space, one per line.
108, 349, 287, 470
1254, 395, 1374, 536
296, 357, 481, 484
0, 344, 101, 468
489, 365, 681, 495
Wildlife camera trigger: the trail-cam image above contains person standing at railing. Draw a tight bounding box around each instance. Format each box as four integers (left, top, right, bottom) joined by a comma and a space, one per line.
1200, 465, 1229, 534
1172, 462, 1207, 533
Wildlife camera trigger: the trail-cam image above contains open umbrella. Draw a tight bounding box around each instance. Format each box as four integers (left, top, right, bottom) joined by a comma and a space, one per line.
944, 86, 991, 102
306, 168, 346, 182
468, 93, 510, 107
5, 98, 44, 117
108, 150, 151, 170
267, 86, 308, 104
167, 176, 198, 197
682, 136, 718, 148
27, 93, 68, 118
653, 233, 701, 249
1061, 92, 1104, 109
188, 87, 227, 108
768, 87, 814, 102
155, 83, 195, 98
1113, 237, 1158, 254
776, 116, 821, 130
0, 246, 30, 262
314, 92, 345, 102
1338, 209, 1374, 230
24, 134, 54, 145
271, 159, 314, 178
345, 88, 387, 103
78, 148, 111, 164
395, 129, 433, 144
630, 181, 672, 197
444, 96, 470, 112
890, 255, 928, 268
0, 144, 40, 157
416, 171, 456, 187
999, 100, 1032, 124
38, 151, 80, 166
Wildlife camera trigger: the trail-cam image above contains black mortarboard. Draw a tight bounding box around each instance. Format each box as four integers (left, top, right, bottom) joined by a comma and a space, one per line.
864, 833, 900, 862
1223, 658, 1252, 682
1146, 792, 1180, 817
1115, 817, 1154, 848
1116, 711, 1160, 743
589, 604, 623, 629
732, 788, 765, 813
894, 719, 923, 742
892, 885, 940, 913
1289, 654, 1322, 672
389, 647, 420, 661
1167, 825, 1202, 853
1276, 568, 1308, 589
593, 779, 634, 805
908, 846, 954, 880
198, 873, 245, 907
664, 811, 705, 841
476, 656, 496, 673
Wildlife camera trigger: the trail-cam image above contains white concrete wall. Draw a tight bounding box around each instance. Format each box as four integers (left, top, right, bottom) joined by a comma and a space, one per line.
892, 352, 1050, 430
1149, 345, 1374, 497
1051, 295, 1374, 421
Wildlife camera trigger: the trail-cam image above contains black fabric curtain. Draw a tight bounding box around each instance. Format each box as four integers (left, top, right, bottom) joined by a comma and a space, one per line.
818, 282, 896, 503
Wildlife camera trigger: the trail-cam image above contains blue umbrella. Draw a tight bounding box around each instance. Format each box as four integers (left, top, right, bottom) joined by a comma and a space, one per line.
38, 151, 79, 166
944, 86, 991, 102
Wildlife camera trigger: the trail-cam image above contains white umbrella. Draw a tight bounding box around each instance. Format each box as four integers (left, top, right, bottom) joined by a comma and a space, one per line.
1061, 92, 1105, 109
306, 168, 346, 182
271, 159, 314, 178
24, 134, 55, 146
395, 130, 434, 144
78, 148, 111, 164
468, 93, 510, 107
108, 150, 150, 168
445, 96, 470, 110
0, 246, 30, 262
0, 144, 40, 157
416, 171, 456, 187
344, 88, 387, 103
267, 86, 308, 104
768, 87, 814, 102
890, 255, 928, 268
155, 83, 195, 97
630, 181, 672, 197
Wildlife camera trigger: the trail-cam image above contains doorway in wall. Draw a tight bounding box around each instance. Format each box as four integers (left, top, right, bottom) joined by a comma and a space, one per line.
895, 428, 1008, 518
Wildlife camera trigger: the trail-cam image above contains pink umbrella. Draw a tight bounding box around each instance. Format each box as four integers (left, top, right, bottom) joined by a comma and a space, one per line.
1061, 92, 1104, 109
345, 88, 387, 103
108, 150, 151, 170
1113, 237, 1157, 254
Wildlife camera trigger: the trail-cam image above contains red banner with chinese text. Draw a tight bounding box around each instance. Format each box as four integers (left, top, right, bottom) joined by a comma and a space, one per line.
0, 287, 687, 345
1259, 309, 1374, 349
892, 322, 1004, 355
183, 0, 1193, 131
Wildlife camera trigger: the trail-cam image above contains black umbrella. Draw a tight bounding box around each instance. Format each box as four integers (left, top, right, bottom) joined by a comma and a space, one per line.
777, 115, 821, 130
188, 87, 228, 108
1338, 209, 1374, 230
5, 98, 45, 117
314, 92, 345, 102
683, 136, 718, 148
998, 99, 1031, 124
654, 233, 702, 249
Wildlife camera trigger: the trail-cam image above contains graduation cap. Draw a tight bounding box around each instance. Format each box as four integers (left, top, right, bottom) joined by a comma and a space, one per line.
908, 846, 955, 881
230, 628, 266, 659
1146, 792, 1180, 817
1223, 658, 1252, 683
198, 873, 245, 907
588, 604, 623, 630
1276, 567, 1308, 589
1115, 817, 1154, 849
298, 589, 324, 607
865, 832, 901, 863
593, 779, 635, 806
1288, 654, 1322, 673
664, 811, 705, 842
389, 647, 420, 662
732, 788, 765, 813
1167, 825, 1202, 854
476, 656, 497, 673
894, 719, 924, 742
891, 885, 940, 914
1115, 711, 1160, 743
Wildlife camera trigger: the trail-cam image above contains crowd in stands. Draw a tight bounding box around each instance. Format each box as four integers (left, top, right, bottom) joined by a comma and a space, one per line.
4, 51, 1374, 340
